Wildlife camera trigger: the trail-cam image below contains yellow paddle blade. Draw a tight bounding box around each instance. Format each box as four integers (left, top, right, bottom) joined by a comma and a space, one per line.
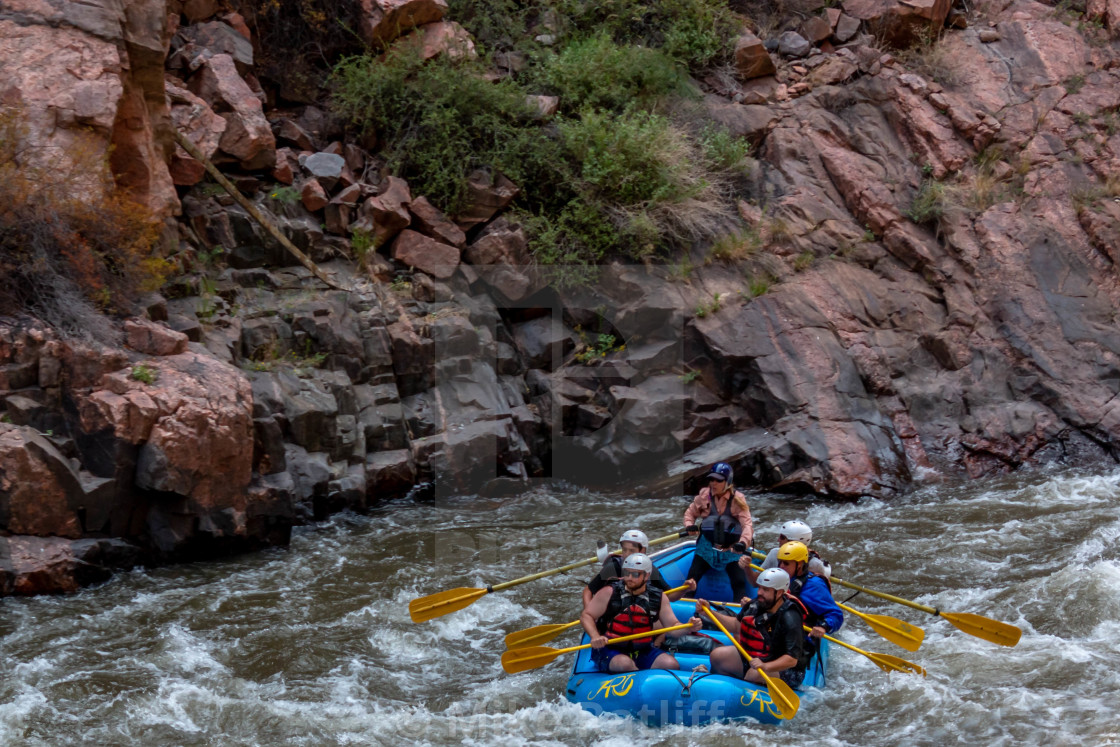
860, 611, 925, 652
757, 669, 800, 720
866, 651, 927, 677
409, 587, 489, 623
504, 621, 580, 650
940, 611, 1022, 647
840, 604, 925, 652
501, 645, 565, 673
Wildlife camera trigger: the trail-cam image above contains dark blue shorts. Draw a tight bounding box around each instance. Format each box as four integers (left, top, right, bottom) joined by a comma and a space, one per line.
591, 645, 666, 672
778, 667, 805, 689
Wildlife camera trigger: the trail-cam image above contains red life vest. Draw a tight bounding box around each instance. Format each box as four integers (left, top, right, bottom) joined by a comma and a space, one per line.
596, 580, 663, 652
736, 593, 809, 660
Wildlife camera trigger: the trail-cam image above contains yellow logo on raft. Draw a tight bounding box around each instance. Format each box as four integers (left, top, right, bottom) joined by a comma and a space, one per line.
741, 688, 782, 718
589, 674, 635, 699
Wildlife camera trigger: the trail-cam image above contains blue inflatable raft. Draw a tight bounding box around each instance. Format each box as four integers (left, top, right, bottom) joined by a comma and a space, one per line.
564, 539, 829, 726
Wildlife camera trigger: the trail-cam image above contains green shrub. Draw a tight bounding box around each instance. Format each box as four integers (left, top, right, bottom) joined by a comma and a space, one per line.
561, 109, 694, 204
552, 0, 738, 68
446, 0, 539, 51
542, 35, 687, 113
330, 18, 742, 279
331, 50, 536, 213
708, 229, 761, 261
793, 251, 815, 271
695, 292, 722, 318
268, 186, 301, 205
698, 126, 752, 173
575, 332, 619, 363
519, 202, 617, 273
659, 0, 740, 67
746, 272, 772, 298
351, 228, 378, 261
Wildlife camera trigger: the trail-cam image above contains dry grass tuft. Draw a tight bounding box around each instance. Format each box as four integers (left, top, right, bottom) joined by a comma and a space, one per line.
0, 106, 166, 343
894, 31, 964, 89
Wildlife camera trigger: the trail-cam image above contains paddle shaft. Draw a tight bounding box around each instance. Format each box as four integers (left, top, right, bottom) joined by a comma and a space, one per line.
701, 607, 751, 661
488, 530, 686, 592
751, 548, 947, 617
500, 622, 696, 673
697, 600, 912, 671
411, 530, 688, 622
753, 550, 1019, 646
550, 622, 695, 655
810, 626, 864, 655
810, 625, 926, 676
505, 584, 691, 649
831, 575, 945, 615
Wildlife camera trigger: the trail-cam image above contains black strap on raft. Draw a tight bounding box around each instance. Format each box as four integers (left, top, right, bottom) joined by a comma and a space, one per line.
841, 589, 861, 604
666, 668, 690, 696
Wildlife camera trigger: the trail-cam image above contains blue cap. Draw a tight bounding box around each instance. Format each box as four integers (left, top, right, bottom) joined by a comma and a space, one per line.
707, 462, 733, 482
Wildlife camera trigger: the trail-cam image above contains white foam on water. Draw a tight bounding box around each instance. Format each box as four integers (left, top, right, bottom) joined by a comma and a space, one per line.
4, 472, 1120, 745
0, 686, 48, 742
156, 624, 229, 677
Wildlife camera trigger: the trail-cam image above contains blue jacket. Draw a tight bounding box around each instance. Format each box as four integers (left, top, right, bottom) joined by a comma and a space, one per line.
795, 574, 844, 634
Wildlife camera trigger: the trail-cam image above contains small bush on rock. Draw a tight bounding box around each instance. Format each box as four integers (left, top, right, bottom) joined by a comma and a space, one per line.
907, 178, 948, 224
130, 364, 158, 385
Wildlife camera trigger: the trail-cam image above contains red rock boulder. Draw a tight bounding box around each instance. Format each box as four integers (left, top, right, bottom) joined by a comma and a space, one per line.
734, 32, 777, 80
189, 53, 276, 169
78, 352, 254, 514
0, 536, 80, 595
359, 0, 449, 45
392, 229, 461, 278
124, 318, 189, 356
842, 0, 952, 48
463, 218, 536, 301
354, 176, 413, 244
0, 0, 177, 216
391, 20, 476, 61
0, 424, 84, 538
167, 81, 227, 186
454, 169, 519, 229
409, 196, 466, 247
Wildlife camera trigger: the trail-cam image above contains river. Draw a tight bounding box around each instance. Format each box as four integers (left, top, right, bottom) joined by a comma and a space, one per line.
2, 468, 1119, 746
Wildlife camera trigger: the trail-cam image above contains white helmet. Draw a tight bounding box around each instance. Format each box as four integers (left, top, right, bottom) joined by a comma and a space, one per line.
757, 568, 790, 591
808, 557, 832, 579
619, 529, 649, 550
779, 520, 813, 544
621, 553, 653, 575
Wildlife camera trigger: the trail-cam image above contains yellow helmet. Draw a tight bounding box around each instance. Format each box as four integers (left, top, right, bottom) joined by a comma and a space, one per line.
777, 541, 809, 563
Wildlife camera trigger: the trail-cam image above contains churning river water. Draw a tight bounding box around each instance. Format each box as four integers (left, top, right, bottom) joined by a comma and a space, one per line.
2, 468, 1119, 746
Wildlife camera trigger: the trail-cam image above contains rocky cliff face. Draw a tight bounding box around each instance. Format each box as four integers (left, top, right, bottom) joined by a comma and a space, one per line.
3, 0, 1120, 594
0, 0, 178, 214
